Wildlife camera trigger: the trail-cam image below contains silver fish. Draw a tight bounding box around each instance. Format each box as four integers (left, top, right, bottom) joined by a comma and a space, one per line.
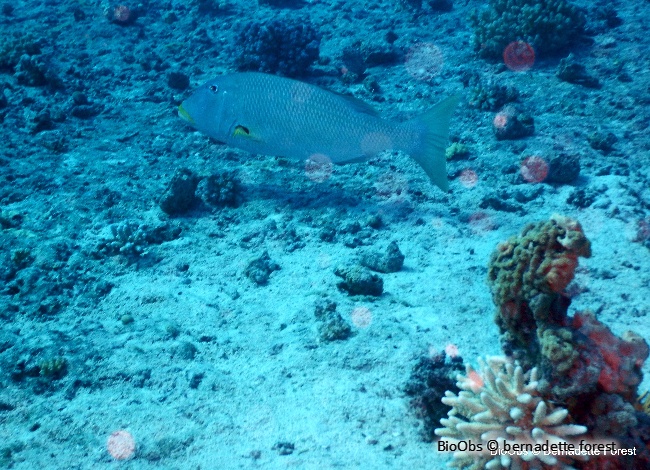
179, 72, 458, 191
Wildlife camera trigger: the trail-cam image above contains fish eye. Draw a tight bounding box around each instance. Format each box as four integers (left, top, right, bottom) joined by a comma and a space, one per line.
208, 84, 219, 93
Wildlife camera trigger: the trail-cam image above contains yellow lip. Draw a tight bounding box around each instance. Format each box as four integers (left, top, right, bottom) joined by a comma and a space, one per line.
178, 103, 194, 124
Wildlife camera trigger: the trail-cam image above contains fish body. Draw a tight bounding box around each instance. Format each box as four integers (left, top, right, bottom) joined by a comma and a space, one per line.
179, 72, 458, 191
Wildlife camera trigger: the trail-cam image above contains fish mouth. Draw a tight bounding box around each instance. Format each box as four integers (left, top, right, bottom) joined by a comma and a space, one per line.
178, 103, 194, 124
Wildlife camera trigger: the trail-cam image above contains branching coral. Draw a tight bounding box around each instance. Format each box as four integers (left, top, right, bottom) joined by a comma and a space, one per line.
436, 356, 587, 469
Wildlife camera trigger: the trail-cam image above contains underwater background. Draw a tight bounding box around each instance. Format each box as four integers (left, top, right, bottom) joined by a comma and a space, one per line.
1, 0, 649, 468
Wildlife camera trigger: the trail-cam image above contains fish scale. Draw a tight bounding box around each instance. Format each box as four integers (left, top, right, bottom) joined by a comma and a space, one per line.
179, 72, 458, 192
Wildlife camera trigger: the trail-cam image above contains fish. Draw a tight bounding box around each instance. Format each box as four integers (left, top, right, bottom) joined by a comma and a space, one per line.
178, 72, 459, 192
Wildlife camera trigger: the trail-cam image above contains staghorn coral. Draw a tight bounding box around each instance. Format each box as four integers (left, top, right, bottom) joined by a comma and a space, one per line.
435, 356, 587, 469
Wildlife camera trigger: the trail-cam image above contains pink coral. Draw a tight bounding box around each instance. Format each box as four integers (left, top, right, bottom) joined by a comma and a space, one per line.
573, 311, 649, 399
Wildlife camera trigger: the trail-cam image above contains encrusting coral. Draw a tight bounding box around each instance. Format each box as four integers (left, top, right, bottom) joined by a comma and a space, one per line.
436, 356, 587, 470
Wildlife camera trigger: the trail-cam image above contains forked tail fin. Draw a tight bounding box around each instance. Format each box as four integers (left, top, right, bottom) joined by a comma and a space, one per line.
406, 95, 460, 192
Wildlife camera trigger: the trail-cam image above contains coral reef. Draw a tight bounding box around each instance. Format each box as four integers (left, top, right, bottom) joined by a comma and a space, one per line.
567, 188, 598, 209
0, 209, 23, 229
340, 39, 400, 83
1, 236, 82, 317
234, 16, 321, 77
446, 142, 470, 161
107, 5, 137, 25
99, 222, 151, 258
546, 153, 581, 185
435, 356, 588, 469
556, 54, 600, 89
401, 0, 452, 12
194, 0, 234, 15
470, 0, 586, 61
196, 171, 241, 208
587, 131, 617, 154
94, 221, 182, 260
478, 215, 648, 467
633, 219, 650, 251
468, 80, 519, 112
9, 354, 69, 395
571, 312, 648, 402
258, 0, 304, 7
38, 357, 68, 380
0, 33, 43, 72
428, 215, 650, 469
167, 71, 190, 90
69, 92, 103, 119
15, 54, 49, 87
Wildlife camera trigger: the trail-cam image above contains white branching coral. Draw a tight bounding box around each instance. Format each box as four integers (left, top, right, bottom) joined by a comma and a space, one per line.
435, 356, 588, 469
